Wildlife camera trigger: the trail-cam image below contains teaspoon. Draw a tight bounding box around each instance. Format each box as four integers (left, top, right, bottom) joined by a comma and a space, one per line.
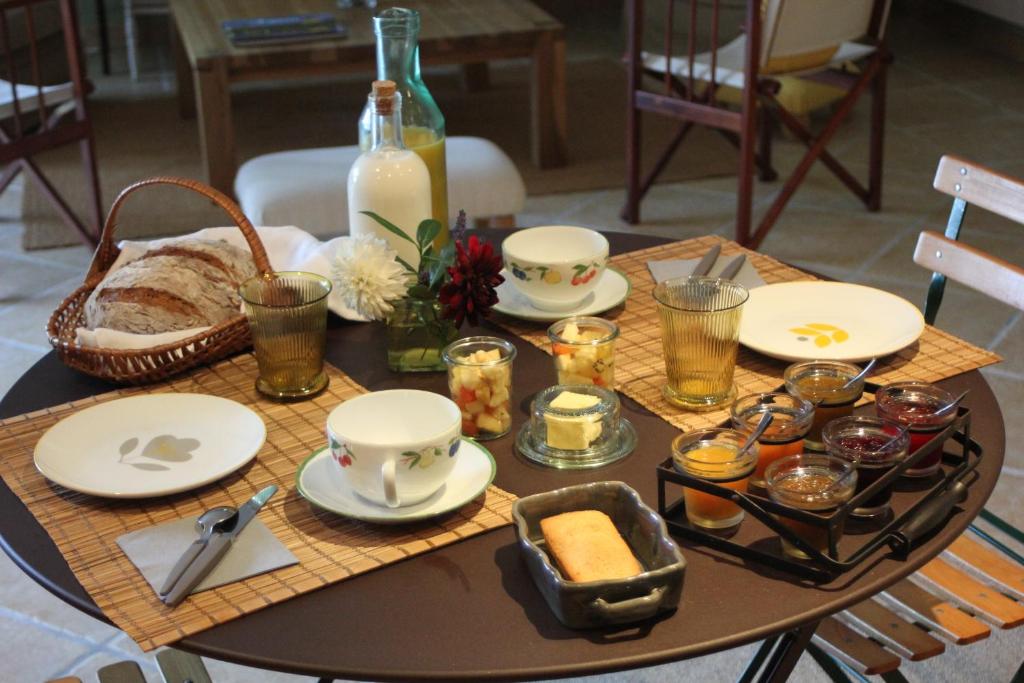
842, 358, 877, 390
739, 412, 774, 456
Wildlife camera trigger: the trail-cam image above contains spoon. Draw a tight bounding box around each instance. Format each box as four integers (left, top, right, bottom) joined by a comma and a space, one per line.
842, 358, 877, 390
159, 505, 238, 596
739, 412, 774, 456
935, 389, 969, 416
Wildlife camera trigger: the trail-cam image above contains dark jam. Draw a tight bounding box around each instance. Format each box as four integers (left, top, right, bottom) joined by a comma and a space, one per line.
834, 435, 900, 512
876, 392, 955, 475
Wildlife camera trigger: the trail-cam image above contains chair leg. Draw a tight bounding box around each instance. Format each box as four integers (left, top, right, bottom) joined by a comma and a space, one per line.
125, 0, 139, 81
735, 94, 758, 246
622, 106, 642, 224
21, 157, 98, 247
0, 160, 23, 196
868, 56, 888, 212
757, 103, 778, 182
79, 135, 103, 242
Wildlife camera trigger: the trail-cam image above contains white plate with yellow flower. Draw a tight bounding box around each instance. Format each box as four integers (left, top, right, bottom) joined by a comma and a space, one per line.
33, 394, 266, 498
295, 439, 496, 524
739, 282, 925, 362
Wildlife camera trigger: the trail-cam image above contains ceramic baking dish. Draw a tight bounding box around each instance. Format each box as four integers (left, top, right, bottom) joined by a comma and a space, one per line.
512, 480, 686, 628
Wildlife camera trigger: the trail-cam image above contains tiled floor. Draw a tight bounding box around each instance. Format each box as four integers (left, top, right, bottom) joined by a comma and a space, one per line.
2, 7, 1023, 683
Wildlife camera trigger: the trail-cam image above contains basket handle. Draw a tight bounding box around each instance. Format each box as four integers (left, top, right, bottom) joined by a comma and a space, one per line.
86, 176, 273, 283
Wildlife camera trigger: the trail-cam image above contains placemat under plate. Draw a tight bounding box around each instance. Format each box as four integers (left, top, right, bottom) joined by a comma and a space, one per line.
495, 235, 1001, 433
0, 354, 517, 651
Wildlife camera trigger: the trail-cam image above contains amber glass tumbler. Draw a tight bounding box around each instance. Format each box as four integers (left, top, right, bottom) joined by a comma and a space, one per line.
654, 277, 748, 411
240, 272, 331, 399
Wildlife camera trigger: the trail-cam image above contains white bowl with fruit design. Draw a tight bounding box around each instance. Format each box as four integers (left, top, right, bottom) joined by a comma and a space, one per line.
443, 337, 517, 440
501, 226, 609, 312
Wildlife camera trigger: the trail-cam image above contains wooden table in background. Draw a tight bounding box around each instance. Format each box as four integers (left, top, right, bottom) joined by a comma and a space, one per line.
169, 0, 568, 195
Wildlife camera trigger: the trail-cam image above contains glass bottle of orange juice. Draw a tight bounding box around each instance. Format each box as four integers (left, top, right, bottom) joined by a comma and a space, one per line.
359, 7, 449, 246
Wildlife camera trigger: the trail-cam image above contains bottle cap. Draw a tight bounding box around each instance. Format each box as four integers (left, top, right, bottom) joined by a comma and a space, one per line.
372, 80, 397, 115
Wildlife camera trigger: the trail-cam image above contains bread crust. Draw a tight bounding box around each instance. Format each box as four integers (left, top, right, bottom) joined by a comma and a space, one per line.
540, 510, 643, 582
83, 238, 257, 334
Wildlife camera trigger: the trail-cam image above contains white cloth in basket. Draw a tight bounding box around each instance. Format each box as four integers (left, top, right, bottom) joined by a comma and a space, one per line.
75, 226, 367, 350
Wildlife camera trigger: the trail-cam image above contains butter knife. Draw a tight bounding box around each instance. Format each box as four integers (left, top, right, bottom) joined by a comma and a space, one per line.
719, 254, 747, 280
163, 485, 278, 607
692, 244, 721, 277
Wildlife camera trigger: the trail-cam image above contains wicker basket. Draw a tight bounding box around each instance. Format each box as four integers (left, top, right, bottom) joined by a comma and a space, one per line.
47, 176, 274, 385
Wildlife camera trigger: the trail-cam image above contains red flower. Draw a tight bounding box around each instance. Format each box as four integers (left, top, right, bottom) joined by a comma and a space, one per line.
439, 234, 504, 327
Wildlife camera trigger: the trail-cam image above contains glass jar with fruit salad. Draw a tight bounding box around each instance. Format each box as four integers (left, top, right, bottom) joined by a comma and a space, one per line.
546, 316, 618, 389
442, 337, 516, 440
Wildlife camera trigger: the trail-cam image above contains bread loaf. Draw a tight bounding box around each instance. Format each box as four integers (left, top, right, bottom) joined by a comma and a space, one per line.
540, 510, 643, 582
84, 238, 257, 334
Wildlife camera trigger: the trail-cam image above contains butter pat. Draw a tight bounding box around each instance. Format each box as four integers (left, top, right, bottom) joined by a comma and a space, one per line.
545, 391, 603, 450
549, 391, 600, 411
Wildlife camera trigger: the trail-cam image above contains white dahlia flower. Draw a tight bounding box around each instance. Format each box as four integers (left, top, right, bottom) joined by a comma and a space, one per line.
331, 234, 409, 320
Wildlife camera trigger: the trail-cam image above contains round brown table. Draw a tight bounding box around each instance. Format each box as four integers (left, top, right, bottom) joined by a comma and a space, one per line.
0, 232, 1005, 681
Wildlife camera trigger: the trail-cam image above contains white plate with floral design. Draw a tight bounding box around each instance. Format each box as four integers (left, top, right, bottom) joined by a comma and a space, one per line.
739, 281, 925, 362
492, 267, 631, 322
33, 394, 266, 498
295, 438, 496, 524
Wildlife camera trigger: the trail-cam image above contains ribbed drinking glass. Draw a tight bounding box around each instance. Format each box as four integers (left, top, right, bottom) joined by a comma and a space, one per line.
653, 276, 749, 411
239, 272, 332, 399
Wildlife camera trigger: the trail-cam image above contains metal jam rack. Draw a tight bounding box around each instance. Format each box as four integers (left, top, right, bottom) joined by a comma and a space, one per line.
656, 400, 983, 582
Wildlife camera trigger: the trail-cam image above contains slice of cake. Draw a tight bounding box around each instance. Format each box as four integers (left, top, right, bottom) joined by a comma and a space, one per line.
540, 509, 643, 582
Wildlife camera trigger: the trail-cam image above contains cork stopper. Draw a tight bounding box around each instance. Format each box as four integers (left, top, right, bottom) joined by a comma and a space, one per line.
372, 80, 397, 116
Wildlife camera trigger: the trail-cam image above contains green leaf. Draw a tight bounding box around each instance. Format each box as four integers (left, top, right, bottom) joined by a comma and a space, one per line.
119, 438, 138, 456
360, 211, 418, 247
416, 219, 442, 251
407, 284, 434, 299
394, 255, 418, 274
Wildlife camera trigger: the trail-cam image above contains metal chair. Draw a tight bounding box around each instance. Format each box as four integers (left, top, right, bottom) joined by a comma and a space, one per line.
623, 0, 891, 248
798, 155, 1024, 683
0, 0, 102, 246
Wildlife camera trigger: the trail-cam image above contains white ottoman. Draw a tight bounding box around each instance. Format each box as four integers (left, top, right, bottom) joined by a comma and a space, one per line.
234, 136, 526, 238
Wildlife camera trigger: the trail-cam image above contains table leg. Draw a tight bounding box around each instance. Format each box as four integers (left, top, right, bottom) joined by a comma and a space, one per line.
172, 22, 195, 120
738, 621, 819, 683
194, 60, 236, 196
530, 31, 567, 168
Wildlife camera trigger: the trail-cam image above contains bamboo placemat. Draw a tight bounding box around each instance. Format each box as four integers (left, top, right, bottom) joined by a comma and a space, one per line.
496, 235, 1001, 433
0, 355, 516, 651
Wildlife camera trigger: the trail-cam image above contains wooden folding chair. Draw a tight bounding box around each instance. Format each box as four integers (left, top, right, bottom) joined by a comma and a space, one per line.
624, 0, 891, 248
802, 155, 1024, 683
0, 0, 102, 247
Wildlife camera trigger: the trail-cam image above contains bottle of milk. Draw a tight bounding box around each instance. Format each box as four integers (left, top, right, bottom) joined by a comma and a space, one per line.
347, 80, 432, 269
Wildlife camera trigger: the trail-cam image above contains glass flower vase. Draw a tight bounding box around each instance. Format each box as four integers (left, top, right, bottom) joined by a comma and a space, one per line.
386, 297, 458, 372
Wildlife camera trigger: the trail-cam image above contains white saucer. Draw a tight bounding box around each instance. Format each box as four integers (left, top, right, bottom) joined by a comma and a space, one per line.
295, 438, 497, 524
34, 394, 266, 498
492, 267, 631, 322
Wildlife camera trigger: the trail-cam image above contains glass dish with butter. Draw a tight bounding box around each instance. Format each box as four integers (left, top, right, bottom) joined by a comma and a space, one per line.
515, 385, 636, 469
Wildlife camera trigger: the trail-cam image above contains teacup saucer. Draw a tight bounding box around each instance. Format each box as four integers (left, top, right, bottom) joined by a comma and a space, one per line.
492, 267, 631, 322
295, 438, 497, 524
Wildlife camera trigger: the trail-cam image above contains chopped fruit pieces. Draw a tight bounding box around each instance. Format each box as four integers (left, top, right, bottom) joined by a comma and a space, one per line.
448, 346, 513, 439
550, 322, 615, 388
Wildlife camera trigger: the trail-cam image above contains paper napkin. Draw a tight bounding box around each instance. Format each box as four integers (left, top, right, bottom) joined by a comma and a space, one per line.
647, 254, 766, 290
117, 516, 298, 597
